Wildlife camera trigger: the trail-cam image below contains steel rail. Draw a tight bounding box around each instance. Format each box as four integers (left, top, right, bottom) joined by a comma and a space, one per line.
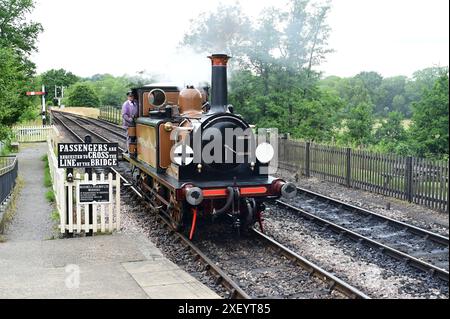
116, 168, 250, 299
52, 112, 84, 142
276, 200, 449, 282
94, 115, 125, 131
250, 228, 370, 299
52, 110, 370, 298
52, 111, 126, 153
50, 113, 248, 298
296, 187, 449, 246
64, 113, 126, 139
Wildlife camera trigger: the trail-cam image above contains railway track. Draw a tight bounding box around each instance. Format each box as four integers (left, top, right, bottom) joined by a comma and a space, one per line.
111, 162, 369, 299
64, 112, 126, 140
277, 187, 449, 282
52, 110, 369, 299
55, 110, 450, 297
52, 110, 126, 152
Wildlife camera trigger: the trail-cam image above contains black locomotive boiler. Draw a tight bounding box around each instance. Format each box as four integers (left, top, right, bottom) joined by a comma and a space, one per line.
124, 54, 296, 239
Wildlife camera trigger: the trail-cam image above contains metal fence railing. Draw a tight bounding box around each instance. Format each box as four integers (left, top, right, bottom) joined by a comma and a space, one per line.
99, 106, 122, 125
278, 138, 449, 213
0, 156, 18, 205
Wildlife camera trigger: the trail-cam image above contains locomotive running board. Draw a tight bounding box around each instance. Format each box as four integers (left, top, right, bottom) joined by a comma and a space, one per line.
123, 153, 280, 197
123, 153, 181, 191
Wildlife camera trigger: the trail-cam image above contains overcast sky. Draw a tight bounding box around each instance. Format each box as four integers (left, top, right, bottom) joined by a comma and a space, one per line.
30, 0, 449, 82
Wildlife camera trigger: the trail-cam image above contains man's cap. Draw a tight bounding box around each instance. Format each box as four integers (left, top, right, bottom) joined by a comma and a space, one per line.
127, 91, 134, 97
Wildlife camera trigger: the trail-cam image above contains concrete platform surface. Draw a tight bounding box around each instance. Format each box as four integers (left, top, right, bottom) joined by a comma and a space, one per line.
0, 142, 219, 299
0, 233, 220, 299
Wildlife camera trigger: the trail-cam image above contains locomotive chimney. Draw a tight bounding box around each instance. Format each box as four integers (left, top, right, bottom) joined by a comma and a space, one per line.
208, 54, 230, 114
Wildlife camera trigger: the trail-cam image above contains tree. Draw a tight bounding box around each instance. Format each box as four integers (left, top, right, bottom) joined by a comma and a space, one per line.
284, 0, 333, 75
0, 0, 41, 140
375, 76, 407, 116
182, 0, 333, 140
181, 3, 251, 58
0, 0, 42, 72
343, 102, 374, 146
87, 74, 129, 106
66, 83, 100, 107
409, 73, 449, 158
39, 69, 79, 101
375, 111, 408, 153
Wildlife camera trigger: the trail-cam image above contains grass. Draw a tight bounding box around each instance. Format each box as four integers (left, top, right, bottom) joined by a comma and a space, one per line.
50, 210, 60, 222
0, 141, 12, 156
41, 155, 56, 203
42, 155, 52, 188
45, 190, 55, 203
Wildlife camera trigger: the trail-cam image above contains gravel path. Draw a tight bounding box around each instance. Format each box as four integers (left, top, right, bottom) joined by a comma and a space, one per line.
277, 169, 449, 236
5, 143, 57, 241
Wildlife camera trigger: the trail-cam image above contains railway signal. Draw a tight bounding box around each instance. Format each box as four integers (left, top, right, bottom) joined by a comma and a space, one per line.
26, 91, 46, 96
26, 85, 47, 126
54, 85, 64, 107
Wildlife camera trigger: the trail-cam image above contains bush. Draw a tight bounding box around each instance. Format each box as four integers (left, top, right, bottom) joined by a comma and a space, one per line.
67, 82, 100, 107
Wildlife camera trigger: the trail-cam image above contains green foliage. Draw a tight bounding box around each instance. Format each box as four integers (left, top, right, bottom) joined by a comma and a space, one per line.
183, 0, 332, 75
45, 190, 55, 203
0, 0, 41, 141
0, 47, 35, 139
41, 154, 52, 188
321, 67, 448, 119
342, 102, 374, 146
85, 74, 130, 106
186, 0, 335, 142
0, 140, 12, 156
319, 67, 449, 158
374, 111, 409, 154
42, 154, 55, 203
0, 0, 43, 56
50, 210, 60, 222
39, 68, 79, 101
66, 82, 100, 107
182, 0, 448, 159
409, 73, 449, 158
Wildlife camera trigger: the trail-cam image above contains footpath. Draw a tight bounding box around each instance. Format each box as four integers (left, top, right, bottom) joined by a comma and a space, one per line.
0, 143, 218, 299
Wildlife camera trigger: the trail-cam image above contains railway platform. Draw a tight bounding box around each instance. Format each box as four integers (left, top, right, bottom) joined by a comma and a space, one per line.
0, 143, 219, 299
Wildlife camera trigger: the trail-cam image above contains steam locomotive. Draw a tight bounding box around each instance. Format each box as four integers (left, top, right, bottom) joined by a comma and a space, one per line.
123, 54, 296, 239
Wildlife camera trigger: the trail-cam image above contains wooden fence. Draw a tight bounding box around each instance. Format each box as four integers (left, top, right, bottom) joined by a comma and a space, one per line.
99, 106, 122, 125
47, 131, 121, 234
278, 138, 449, 213
12, 125, 54, 142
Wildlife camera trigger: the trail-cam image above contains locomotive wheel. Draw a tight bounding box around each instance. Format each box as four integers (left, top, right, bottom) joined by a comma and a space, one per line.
242, 198, 257, 230
168, 193, 184, 232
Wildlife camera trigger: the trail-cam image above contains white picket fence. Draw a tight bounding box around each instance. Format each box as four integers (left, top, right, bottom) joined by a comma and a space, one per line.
13, 125, 54, 142
47, 130, 121, 234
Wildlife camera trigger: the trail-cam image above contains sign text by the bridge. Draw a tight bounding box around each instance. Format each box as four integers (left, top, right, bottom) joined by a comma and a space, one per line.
57, 143, 118, 168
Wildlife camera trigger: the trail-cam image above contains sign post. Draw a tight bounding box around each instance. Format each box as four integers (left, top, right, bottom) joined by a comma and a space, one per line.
41, 85, 46, 126
84, 135, 94, 236
25, 87, 47, 126
57, 138, 118, 237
